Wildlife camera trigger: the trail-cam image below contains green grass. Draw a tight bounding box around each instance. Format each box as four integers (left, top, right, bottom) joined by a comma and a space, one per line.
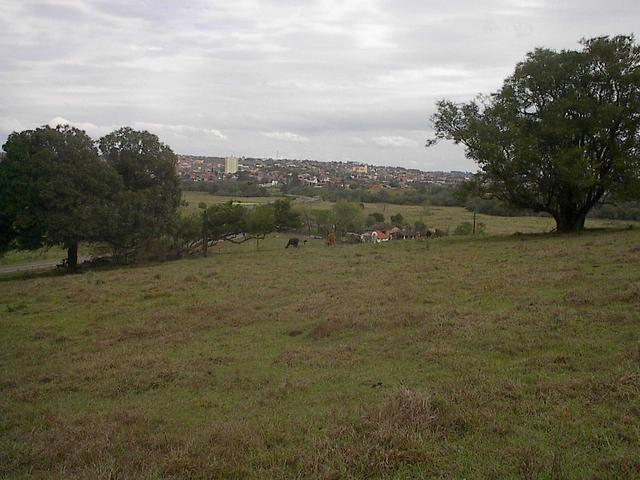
185, 190, 640, 234
2, 227, 640, 478
4, 193, 635, 267
181, 191, 283, 213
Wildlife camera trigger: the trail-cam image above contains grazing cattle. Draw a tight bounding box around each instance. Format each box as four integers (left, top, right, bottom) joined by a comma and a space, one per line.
425, 228, 447, 238
327, 233, 337, 246
285, 238, 300, 248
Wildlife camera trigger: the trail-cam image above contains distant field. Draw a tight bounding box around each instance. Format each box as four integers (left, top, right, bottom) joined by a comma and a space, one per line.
183, 190, 640, 236
181, 191, 281, 212
2, 228, 639, 478
2, 192, 637, 266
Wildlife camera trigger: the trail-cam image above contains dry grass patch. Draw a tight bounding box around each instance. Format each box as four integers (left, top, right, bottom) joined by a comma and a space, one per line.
306, 387, 468, 478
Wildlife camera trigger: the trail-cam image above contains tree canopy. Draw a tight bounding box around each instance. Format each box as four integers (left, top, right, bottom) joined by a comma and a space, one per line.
98, 127, 182, 258
0, 125, 121, 269
242, 204, 276, 250
428, 35, 640, 232
272, 198, 301, 230
0, 124, 183, 268
333, 201, 365, 236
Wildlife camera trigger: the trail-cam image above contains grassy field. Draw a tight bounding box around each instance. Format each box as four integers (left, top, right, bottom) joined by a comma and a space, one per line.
1, 226, 640, 478
2, 192, 636, 266
183, 191, 639, 235
181, 191, 281, 212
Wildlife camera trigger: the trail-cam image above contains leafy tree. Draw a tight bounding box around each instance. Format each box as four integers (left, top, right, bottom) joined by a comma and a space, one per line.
295, 204, 314, 236
273, 198, 301, 230
390, 213, 405, 226
332, 201, 365, 236
366, 212, 385, 226
454, 221, 486, 235
414, 220, 428, 234
205, 201, 246, 243
428, 35, 640, 232
0, 125, 121, 270
311, 209, 335, 236
199, 201, 275, 252
172, 212, 202, 251
98, 128, 181, 258
242, 204, 275, 251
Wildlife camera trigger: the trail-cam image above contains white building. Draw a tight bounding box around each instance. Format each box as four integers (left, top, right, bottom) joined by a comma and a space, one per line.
224, 156, 239, 174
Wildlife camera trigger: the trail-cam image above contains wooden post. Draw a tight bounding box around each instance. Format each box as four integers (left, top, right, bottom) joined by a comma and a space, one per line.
201, 207, 208, 257
473, 208, 476, 235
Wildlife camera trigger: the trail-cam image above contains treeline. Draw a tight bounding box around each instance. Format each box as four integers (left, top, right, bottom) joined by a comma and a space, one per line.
179, 198, 302, 256
590, 202, 640, 221
316, 184, 461, 206
0, 125, 182, 269
464, 198, 548, 217
185, 176, 640, 221
182, 179, 269, 197
463, 196, 640, 220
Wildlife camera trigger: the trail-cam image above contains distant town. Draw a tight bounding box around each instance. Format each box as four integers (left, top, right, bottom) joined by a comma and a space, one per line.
177, 155, 471, 189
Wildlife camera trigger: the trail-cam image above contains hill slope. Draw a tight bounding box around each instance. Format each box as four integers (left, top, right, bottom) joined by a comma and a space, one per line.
1, 230, 639, 478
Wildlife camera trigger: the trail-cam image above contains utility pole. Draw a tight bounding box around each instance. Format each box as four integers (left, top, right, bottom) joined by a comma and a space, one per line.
199, 203, 208, 257
473, 207, 477, 235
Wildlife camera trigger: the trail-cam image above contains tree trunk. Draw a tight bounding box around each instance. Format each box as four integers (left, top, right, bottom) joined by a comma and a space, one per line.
554, 209, 587, 232
67, 240, 78, 271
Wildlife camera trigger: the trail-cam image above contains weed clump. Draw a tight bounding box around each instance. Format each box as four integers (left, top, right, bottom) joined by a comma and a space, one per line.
306, 387, 468, 477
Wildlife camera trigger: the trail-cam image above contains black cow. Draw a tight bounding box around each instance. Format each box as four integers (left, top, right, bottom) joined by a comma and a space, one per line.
285, 238, 300, 248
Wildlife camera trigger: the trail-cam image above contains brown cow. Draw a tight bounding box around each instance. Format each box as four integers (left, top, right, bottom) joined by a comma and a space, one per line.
327, 233, 337, 246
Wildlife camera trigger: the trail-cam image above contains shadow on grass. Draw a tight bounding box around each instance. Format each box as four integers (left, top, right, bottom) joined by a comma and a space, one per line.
449, 225, 635, 246
0, 268, 67, 283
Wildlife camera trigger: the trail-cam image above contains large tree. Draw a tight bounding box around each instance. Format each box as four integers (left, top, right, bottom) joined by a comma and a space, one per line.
242, 204, 275, 251
0, 125, 121, 269
272, 198, 301, 230
98, 128, 181, 258
199, 201, 276, 253
332, 201, 365, 236
428, 35, 640, 232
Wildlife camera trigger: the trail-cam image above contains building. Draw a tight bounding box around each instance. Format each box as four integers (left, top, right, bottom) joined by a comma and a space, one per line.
351, 164, 368, 174
224, 156, 239, 174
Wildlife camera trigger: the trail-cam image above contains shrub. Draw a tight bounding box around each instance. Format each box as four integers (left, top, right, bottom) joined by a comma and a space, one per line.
454, 222, 473, 235
454, 221, 486, 235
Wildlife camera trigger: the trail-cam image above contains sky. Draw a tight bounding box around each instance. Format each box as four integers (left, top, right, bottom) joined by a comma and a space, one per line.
1, 1, 638, 171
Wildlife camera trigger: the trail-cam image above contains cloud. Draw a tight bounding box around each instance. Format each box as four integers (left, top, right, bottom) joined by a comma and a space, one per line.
2, 0, 638, 170
48, 116, 113, 137
372, 136, 419, 148
133, 122, 228, 140
261, 131, 310, 142
0, 117, 25, 137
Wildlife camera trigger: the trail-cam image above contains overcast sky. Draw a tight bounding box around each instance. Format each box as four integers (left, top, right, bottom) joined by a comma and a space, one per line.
1, 1, 638, 170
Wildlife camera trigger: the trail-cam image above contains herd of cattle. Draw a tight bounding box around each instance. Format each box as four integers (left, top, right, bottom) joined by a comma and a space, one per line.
285, 228, 448, 248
